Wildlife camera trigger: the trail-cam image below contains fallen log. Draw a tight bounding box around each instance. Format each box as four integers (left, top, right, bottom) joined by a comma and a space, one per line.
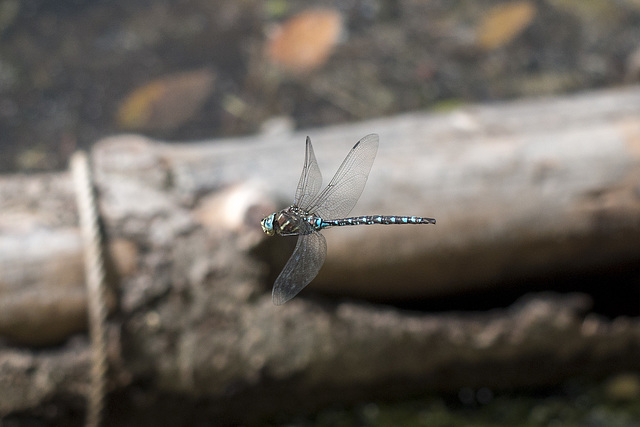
1, 86, 640, 423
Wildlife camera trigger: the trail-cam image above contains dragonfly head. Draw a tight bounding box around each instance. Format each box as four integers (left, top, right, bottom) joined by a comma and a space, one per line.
261, 213, 276, 236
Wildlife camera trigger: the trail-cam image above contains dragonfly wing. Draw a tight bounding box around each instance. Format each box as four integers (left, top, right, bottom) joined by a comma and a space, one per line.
294, 136, 323, 210
272, 230, 327, 305
305, 133, 379, 219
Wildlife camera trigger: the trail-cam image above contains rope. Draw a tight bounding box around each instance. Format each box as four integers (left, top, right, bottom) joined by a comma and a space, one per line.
71, 151, 108, 427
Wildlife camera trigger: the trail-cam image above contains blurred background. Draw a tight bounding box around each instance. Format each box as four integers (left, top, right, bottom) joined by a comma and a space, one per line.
1, 0, 639, 173
2, 0, 640, 426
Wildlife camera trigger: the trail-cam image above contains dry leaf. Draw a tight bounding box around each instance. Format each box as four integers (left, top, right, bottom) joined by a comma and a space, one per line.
266, 9, 343, 73
477, 1, 537, 50
117, 69, 215, 131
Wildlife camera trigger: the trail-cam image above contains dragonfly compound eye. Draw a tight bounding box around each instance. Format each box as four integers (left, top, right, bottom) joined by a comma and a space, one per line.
261, 214, 276, 236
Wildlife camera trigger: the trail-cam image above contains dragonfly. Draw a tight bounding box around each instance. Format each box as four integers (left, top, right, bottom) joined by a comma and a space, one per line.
261, 134, 436, 305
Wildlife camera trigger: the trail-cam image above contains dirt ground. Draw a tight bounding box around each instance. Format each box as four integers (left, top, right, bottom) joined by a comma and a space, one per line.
1, 0, 639, 173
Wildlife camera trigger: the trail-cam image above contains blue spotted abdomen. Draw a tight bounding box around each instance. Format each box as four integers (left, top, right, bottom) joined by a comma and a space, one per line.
312, 215, 436, 230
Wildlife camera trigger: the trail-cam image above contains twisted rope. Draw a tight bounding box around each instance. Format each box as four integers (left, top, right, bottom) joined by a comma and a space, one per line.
71, 151, 108, 427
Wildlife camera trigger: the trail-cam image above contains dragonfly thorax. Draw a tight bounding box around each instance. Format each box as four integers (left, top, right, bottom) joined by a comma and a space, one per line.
261, 206, 314, 237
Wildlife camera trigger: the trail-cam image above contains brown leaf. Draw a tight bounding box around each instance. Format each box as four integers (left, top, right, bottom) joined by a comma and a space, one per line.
117, 69, 215, 131
476, 1, 537, 50
266, 9, 343, 73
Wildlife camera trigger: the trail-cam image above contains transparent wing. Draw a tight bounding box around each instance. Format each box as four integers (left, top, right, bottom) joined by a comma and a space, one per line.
303, 133, 379, 219
272, 230, 327, 305
293, 136, 323, 209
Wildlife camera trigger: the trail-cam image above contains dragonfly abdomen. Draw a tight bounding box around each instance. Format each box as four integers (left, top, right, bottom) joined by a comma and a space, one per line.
315, 215, 436, 229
